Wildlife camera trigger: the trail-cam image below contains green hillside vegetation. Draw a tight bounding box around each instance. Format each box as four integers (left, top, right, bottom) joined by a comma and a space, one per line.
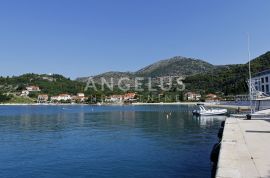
136, 56, 214, 77
184, 51, 270, 95
0, 73, 131, 103
0, 52, 269, 103
78, 56, 215, 82
0, 73, 85, 96
0, 93, 12, 103
8, 95, 35, 104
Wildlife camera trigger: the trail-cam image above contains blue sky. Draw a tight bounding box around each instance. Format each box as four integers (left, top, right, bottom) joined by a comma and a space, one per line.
0, 0, 270, 78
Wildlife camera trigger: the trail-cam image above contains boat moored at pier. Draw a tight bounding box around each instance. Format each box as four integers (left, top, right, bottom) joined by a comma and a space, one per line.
192, 104, 228, 116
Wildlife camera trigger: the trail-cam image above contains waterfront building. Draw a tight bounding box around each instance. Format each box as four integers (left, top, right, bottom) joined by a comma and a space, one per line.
105, 93, 137, 103
58, 94, 71, 101
51, 94, 71, 101
184, 92, 201, 101
77, 93, 85, 97
252, 69, 270, 95
105, 95, 123, 103
37, 94, 49, 103
123, 93, 136, 101
72, 93, 87, 102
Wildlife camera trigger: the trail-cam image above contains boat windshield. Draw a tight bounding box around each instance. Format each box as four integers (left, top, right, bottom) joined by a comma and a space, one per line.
199, 106, 206, 111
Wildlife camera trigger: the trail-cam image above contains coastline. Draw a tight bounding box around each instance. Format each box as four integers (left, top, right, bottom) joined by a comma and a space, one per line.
0, 103, 88, 106
132, 102, 249, 109
0, 102, 249, 109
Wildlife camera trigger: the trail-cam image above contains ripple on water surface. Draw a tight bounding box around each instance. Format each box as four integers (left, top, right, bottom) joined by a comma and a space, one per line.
0, 105, 225, 178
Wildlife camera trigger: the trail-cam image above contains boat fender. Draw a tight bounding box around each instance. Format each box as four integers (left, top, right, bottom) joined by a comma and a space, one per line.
246, 114, 252, 120
210, 142, 221, 163
221, 121, 225, 128
217, 128, 224, 139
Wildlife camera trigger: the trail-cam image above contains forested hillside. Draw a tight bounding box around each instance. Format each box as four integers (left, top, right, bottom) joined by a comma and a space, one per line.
184, 51, 270, 95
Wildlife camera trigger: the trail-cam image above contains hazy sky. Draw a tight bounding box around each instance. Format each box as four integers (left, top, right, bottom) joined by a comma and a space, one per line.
0, 0, 270, 78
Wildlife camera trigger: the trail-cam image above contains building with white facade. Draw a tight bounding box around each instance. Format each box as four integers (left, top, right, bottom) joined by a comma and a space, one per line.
72, 93, 87, 102
51, 94, 71, 101
184, 92, 201, 101
105, 95, 123, 103
26, 86, 40, 92
37, 94, 49, 103
252, 69, 270, 95
77, 93, 85, 97
21, 90, 30, 97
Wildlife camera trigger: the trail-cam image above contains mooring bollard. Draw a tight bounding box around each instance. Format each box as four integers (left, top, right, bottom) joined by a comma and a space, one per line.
246, 114, 252, 120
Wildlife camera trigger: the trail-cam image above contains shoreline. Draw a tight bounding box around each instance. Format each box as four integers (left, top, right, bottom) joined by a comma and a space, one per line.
0, 103, 89, 106
0, 102, 249, 109
132, 102, 249, 109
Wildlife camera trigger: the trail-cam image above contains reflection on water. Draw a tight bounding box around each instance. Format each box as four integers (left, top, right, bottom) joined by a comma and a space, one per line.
0, 105, 225, 178
193, 115, 226, 126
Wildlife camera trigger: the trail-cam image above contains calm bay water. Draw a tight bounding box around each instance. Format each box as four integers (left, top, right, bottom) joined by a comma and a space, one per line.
0, 105, 225, 178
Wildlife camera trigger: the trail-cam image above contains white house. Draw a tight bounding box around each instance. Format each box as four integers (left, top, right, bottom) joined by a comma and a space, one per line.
105, 95, 123, 102
51, 94, 71, 101
72, 93, 87, 102
21, 90, 29, 97
51, 96, 59, 101
59, 94, 71, 100
252, 69, 270, 95
26, 86, 40, 92
37, 94, 49, 102
77, 93, 85, 97
184, 92, 201, 101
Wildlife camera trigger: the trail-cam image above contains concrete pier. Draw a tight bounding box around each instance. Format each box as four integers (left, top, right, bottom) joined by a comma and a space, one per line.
216, 117, 270, 178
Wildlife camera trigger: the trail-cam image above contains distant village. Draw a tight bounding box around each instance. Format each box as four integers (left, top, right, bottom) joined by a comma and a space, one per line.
20, 86, 87, 103
20, 85, 138, 104
16, 69, 270, 104
19, 85, 221, 104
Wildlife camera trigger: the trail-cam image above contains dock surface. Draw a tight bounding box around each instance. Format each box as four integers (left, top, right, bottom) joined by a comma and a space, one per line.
216, 117, 270, 178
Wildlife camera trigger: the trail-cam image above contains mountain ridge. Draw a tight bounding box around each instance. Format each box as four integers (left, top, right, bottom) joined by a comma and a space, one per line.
1, 51, 270, 101
135, 56, 215, 77
76, 56, 216, 82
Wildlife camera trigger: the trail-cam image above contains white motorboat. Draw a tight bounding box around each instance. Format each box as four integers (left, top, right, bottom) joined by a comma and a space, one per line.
192, 104, 228, 116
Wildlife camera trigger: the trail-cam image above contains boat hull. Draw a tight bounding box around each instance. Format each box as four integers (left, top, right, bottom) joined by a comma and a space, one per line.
199, 111, 227, 116
193, 109, 227, 116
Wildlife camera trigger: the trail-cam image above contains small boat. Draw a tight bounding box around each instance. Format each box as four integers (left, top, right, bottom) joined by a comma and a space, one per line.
192, 104, 227, 116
